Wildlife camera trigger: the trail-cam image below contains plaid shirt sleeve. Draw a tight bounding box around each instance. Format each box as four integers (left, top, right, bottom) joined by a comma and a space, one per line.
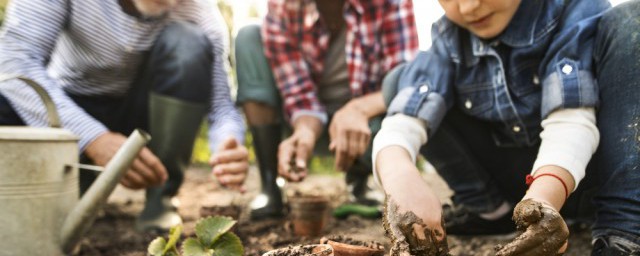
381, 0, 419, 75
262, 1, 326, 123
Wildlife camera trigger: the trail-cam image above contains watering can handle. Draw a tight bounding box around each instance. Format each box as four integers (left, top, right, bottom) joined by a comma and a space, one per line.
0, 74, 61, 128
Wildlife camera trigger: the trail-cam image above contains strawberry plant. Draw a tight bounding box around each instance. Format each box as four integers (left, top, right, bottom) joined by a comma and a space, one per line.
148, 216, 243, 256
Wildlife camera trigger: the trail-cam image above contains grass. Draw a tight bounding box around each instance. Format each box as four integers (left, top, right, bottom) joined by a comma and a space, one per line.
191, 122, 339, 175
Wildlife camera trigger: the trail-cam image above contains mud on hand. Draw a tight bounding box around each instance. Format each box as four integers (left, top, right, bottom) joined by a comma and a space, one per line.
495, 199, 569, 256
382, 196, 450, 256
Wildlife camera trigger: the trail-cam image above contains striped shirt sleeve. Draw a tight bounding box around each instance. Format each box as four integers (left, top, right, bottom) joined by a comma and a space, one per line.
189, 1, 245, 151
0, 0, 108, 151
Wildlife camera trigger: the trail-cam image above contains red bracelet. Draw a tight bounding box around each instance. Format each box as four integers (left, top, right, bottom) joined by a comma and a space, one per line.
526, 173, 569, 199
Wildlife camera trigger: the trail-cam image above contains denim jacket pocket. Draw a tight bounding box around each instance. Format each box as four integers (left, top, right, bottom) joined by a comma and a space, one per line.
456, 84, 495, 118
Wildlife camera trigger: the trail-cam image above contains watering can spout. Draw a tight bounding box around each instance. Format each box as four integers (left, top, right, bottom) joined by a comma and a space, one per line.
60, 129, 151, 253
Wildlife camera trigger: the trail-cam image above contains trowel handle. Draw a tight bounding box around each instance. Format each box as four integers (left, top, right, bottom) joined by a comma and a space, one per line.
0, 74, 61, 128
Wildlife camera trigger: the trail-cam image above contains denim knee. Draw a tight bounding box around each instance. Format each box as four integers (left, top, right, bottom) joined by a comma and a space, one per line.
149, 21, 213, 102
591, 0, 640, 244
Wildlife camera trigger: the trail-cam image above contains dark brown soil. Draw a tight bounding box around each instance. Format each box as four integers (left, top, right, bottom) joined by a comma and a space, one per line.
200, 204, 242, 219
75, 166, 594, 256
265, 245, 321, 256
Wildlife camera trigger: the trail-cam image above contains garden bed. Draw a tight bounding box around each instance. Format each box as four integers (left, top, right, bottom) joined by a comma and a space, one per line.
76, 167, 593, 255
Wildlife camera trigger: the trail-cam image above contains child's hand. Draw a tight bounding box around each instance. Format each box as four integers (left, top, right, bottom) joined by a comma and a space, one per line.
496, 199, 569, 256
377, 146, 448, 255
384, 196, 449, 256
209, 137, 249, 192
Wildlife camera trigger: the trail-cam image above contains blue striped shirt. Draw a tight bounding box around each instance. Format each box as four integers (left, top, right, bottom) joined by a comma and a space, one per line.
0, 0, 244, 151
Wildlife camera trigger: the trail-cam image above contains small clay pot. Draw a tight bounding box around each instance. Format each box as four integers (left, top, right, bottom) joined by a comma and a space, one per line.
321, 236, 384, 256
289, 195, 329, 237
262, 244, 334, 256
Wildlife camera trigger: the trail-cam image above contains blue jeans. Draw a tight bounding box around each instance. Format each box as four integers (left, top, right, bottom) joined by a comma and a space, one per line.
590, 1, 640, 252
0, 21, 212, 133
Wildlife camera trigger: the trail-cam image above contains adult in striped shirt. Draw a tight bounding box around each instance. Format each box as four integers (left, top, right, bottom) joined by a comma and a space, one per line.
0, 0, 248, 232
235, 0, 419, 220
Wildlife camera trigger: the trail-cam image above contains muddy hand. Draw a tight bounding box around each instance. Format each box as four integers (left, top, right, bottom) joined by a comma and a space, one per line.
496, 199, 569, 256
383, 196, 449, 256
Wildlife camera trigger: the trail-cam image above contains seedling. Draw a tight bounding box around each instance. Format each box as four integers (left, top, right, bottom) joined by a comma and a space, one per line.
147, 216, 244, 256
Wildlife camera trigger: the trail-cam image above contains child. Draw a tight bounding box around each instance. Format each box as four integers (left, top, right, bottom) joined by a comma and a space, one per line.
373, 0, 640, 255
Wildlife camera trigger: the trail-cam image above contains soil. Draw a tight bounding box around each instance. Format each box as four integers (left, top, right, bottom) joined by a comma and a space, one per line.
76, 166, 594, 256
321, 235, 384, 249
263, 244, 333, 256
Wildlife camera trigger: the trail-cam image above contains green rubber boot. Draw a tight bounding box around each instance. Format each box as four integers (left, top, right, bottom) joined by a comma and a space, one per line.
249, 124, 285, 220
136, 93, 207, 232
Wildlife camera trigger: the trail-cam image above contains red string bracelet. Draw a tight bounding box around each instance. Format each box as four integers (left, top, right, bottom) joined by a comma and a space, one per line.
526, 173, 569, 199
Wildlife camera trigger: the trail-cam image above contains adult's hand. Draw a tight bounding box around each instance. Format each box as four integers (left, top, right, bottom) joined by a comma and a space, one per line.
209, 137, 249, 192
277, 115, 323, 182
377, 146, 449, 256
329, 102, 371, 172
85, 131, 167, 189
496, 199, 569, 256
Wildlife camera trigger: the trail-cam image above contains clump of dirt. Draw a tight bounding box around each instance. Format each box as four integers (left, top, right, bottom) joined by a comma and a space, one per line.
321, 235, 384, 250
494, 199, 569, 256
271, 245, 314, 256
199, 204, 241, 219
265, 245, 333, 256
382, 197, 449, 256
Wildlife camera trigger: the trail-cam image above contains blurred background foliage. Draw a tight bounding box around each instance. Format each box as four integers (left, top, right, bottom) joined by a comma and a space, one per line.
0, 0, 6, 25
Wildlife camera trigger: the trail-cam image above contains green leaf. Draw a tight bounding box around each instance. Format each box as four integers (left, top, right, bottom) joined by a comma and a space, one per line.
182, 237, 213, 256
148, 237, 167, 256
195, 216, 236, 247
165, 225, 183, 253
212, 232, 244, 256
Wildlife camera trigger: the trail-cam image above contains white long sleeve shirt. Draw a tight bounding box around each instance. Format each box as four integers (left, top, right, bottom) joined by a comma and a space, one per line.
373, 108, 599, 191
0, 0, 244, 151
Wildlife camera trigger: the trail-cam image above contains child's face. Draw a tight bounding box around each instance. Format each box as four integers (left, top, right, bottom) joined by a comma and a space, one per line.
438, 0, 521, 39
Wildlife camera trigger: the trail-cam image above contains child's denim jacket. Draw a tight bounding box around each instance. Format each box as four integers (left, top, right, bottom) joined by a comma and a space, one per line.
388, 0, 611, 147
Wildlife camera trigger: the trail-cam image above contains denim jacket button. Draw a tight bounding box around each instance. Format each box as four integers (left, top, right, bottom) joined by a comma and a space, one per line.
512, 125, 522, 133
562, 64, 573, 75
419, 85, 429, 94
533, 75, 540, 85
464, 99, 473, 109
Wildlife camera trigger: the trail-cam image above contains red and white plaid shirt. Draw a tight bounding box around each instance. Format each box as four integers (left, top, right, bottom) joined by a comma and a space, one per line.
262, 0, 419, 123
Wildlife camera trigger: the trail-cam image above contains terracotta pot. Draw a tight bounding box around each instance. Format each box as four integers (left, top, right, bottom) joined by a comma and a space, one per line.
289, 195, 329, 237
262, 244, 334, 256
326, 240, 384, 256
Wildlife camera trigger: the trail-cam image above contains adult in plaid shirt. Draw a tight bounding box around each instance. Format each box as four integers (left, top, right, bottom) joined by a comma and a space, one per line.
235, 0, 418, 219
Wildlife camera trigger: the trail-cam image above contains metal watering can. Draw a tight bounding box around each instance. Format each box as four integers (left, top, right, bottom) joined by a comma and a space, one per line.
0, 75, 151, 255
